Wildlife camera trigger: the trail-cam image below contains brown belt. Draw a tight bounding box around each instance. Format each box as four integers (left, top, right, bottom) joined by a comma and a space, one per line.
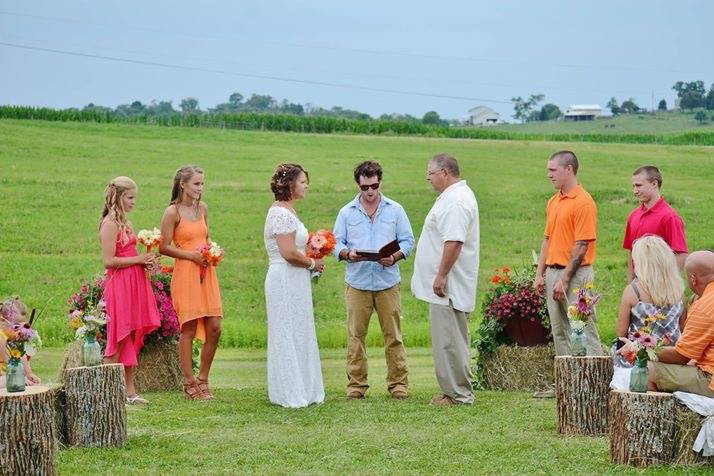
546, 264, 565, 269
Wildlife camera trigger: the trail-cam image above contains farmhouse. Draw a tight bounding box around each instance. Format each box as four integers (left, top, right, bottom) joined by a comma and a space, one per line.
564, 104, 602, 121
467, 105, 500, 126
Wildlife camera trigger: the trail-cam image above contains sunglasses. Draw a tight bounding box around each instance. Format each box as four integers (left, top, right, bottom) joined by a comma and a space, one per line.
359, 183, 380, 191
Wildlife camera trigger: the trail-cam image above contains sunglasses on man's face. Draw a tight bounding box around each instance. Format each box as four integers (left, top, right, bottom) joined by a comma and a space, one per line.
359, 183, 380, 191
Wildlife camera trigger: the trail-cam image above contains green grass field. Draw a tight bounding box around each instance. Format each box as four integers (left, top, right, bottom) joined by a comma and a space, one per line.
25, 347, 710, 474
5, 119, 714, 474
494, 110, 714, 135
1, 118, 714, 349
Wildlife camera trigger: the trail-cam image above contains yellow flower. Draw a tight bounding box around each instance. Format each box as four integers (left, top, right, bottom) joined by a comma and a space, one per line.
9, 348, 22, 359
572, 288, 580, 294
69, 316, 83, 329
585, 282, 594, 290
0, 362, 6, 373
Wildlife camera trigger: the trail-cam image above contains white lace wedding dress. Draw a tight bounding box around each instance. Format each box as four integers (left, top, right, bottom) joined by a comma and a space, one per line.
263, 206, 325, 408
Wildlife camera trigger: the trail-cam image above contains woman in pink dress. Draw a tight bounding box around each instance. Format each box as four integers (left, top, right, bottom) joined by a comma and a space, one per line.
99, 176, 161, 404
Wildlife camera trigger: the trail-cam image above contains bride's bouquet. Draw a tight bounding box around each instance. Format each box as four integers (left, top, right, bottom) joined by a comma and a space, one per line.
306, 229, 336, 282
198, 241, 225, 283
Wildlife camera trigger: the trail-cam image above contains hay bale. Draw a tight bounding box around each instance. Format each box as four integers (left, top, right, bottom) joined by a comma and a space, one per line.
134, 339, 182, 393
477, 343, 555, 391
673, 402, 714, 466
58, 339, 181, 393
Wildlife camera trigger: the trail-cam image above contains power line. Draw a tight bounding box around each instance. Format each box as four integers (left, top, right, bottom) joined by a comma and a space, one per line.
0, 41, 513, 104
1, 9, 711, 76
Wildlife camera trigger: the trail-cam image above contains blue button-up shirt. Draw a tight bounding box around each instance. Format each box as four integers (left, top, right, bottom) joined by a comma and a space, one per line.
333, 193, 414, 291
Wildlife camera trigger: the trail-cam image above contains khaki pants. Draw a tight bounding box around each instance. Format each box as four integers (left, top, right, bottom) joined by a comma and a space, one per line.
429, 302, 474, 404
545, 266, 603, 356
346, 284, 408, 395
652, 362, 714, 398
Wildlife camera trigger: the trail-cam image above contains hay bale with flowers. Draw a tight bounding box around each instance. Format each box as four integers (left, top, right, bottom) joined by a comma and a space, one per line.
60, 271, 181, 392
475, 264, 553, 391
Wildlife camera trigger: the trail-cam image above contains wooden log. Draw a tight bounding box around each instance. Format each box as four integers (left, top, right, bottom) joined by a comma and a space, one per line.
478, 343, 555, 392
554, 356, 613, 436
0, 385, 58, 476
609, 389, 676, 467
134, 339, 182, 392
62, 363, 127, 448
48, 385, 68, 446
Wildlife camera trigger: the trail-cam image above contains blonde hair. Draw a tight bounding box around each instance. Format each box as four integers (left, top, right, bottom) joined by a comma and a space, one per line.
101, 176, 137, 242
632, 235, 684, 307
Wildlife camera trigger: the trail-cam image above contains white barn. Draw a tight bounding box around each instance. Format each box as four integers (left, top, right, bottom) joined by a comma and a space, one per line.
564, 105, 602, 121
467, 105, 500, 126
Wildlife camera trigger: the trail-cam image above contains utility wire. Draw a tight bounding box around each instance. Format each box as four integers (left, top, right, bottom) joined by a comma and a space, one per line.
0, 41, 513, 104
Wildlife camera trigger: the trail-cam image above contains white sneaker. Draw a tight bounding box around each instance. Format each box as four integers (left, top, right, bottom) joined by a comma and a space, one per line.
126, 394, 149, 405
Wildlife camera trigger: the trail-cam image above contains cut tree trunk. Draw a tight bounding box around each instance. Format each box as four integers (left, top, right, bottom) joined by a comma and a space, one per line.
62, 363, 127, 448
555, 356, 613, 436
609, 389, 676, 467
0, 385, 58, 476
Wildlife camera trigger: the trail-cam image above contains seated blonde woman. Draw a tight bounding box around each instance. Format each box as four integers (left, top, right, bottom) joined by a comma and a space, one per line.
613, 235, 686, 368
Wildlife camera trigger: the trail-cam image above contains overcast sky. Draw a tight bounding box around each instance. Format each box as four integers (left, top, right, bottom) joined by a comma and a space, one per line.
1, 1, 712, 120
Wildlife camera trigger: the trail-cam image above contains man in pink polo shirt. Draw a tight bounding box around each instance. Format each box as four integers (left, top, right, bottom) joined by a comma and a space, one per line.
623, 165, 688, 281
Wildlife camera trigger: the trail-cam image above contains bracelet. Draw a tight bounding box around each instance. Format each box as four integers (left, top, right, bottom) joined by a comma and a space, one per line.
307, 258, 316, 270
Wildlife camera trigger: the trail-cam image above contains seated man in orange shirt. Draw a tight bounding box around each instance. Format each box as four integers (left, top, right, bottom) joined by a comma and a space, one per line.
648, 250, 714, 397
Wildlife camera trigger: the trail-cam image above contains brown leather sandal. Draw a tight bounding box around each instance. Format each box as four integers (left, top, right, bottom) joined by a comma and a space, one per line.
183, 381, 210, 401
196, 378, 214, 399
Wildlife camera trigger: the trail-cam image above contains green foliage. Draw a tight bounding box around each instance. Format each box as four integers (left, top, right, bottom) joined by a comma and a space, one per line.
3, 105, 714, 145
658, 99, 667, 111
694, 110, 709, 124
538, 103, 562, 121
511, 94, 544, 123
607, 97, 620, 116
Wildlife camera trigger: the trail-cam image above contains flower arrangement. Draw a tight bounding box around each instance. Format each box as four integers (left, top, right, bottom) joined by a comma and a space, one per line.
137, 227, 162, 252
2, 322, 42, 363
67, 272, 179, 347
617, 312, 668, 364
198, 241, 225, 283
67, 275, 107, 344
306, 229, 336, 281
146, 270, 180, 344
566, 283, 601, 333
476, 264, 550, 355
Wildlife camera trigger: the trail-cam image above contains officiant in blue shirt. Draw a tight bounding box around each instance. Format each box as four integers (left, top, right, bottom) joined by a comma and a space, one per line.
333, 160, 414, 400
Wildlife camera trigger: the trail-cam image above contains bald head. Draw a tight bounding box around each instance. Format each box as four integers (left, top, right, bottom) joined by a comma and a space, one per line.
685, 251, 714, 295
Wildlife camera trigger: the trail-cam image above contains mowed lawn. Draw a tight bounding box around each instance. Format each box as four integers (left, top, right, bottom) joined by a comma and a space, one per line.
27, 347, 708, 475
1, 119, 714, 348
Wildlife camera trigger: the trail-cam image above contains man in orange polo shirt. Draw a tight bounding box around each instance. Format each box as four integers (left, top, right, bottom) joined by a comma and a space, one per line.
535, 150, 604, 357
648, 250, 714, 397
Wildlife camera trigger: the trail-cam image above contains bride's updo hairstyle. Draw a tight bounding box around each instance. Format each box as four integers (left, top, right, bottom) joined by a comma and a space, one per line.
270, 163, 309, 200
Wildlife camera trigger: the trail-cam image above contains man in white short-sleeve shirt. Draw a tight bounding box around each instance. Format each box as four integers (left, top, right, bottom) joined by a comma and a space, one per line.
411, 154, 479, 405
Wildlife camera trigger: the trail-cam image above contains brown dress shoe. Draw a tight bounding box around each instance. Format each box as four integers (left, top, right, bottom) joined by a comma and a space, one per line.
347, 389, 364, 399
391, 389, 408, 400
429, 394, 458, 406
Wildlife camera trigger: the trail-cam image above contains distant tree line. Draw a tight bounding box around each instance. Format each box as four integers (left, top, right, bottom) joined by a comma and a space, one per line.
79, 92, 455, 126
510, 94, 562, 123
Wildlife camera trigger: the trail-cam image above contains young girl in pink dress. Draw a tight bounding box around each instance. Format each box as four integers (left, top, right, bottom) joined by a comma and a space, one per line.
99, 176, 161, 404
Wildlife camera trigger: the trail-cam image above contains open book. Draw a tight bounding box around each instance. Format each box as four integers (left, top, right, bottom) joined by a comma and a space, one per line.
354, 240, 400, 261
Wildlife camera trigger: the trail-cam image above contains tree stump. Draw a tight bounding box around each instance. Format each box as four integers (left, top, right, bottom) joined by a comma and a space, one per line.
554, 356, 613, 436
134, 339, 182, 392
62, 363, 127, 447
609, 390, 676, 467
0, 385, 58, 476
478, 343, 555, 391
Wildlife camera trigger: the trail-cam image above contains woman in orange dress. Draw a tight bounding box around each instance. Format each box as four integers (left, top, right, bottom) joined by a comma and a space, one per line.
159, 165, 223, 400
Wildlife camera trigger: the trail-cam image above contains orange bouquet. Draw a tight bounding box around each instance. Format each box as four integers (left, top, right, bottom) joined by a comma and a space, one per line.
198, 241, 225, 283
306, 230, 336, 282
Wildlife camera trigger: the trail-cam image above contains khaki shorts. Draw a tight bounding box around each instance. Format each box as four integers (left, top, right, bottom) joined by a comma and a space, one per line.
652, 362, 714, 398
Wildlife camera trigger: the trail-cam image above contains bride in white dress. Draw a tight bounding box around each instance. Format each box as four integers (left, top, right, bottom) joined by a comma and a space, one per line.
264, 164, 325, 408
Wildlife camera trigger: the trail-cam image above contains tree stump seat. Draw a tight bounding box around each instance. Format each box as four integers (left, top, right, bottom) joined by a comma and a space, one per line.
0, 385, 59, 475
62, 363, 127, 448
555, 356, 613, 436
609, 389, 714, 467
